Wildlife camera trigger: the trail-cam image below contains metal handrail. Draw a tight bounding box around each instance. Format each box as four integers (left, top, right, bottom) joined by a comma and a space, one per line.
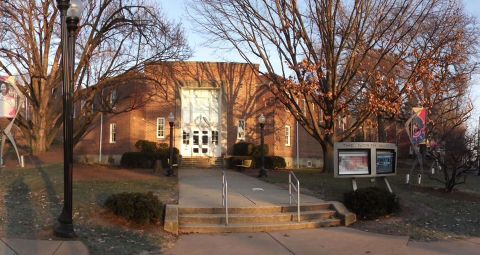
289, 171, 301, 222
222, 171, 229, 225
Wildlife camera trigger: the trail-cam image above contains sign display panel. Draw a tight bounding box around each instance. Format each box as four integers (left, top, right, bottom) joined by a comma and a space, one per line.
338, 150, 370, 175
334, 142, 397, 178
376, 150, 395, 174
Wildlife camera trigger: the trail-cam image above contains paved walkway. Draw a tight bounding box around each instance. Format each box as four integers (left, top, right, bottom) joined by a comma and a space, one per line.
0, 238, 89, 255
179, 168, 323, 207
169, 168, 480, 255
166, 227, 480, 255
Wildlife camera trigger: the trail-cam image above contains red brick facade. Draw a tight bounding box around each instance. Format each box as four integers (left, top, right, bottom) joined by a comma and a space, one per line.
75, 61, 325, 167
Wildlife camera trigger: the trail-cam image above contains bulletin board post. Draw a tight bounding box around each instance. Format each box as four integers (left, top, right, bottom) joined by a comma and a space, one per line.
334, 142, 397, 193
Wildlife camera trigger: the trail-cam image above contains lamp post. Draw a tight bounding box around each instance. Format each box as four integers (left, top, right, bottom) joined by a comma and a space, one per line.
54, 0, 83, 238
167, 112, 175, 176
258, 114, 267, 177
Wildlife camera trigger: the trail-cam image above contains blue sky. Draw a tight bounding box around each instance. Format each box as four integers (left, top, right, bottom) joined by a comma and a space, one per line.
160, 0, 480, 129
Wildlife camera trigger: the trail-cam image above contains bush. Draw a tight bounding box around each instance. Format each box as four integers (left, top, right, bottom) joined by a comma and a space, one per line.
343, 187, 400, 220
105, 192, 163, 224
254, 156, 286, 169
157, 143, 180, 168
135, 140, 157, 154
232, 142, 255, 156
252, 144, 269, 157
120, 152, 156, 169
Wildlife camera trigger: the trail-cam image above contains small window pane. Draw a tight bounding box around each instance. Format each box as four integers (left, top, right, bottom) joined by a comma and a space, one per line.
193, 133, 199, 145
211, 131, 219, 145
110, 123, 116, 143
157, 118, 165, 138
202, 133, 208, 145
285, 125, 291, 146
183, 131, 190, 145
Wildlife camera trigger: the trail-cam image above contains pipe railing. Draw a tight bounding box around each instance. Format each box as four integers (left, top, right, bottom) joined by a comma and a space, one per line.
289, 171, 301, 222
222, 171, 229, 225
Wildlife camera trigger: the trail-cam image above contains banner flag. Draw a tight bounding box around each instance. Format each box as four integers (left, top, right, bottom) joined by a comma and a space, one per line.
411, 107, 427, 145
0, 76, 17, 118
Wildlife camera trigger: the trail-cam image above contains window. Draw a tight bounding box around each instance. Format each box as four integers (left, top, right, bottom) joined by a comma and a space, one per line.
237, 119, 245, 140
183, 130, 190, 144
212, 131, 219, 145
285, 125, 291, 146
109, 123, 116, 143
193, 131, 199, 145
157, 117, 165, 138
202, 130, 209, 145
110, 89, 117, 106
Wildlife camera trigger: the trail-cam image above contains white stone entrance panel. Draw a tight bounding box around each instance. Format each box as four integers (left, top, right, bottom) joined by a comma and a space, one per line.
181, 88, 221, 157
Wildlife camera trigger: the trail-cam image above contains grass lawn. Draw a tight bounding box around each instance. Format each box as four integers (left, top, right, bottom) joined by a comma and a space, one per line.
246, 160, 480, 241
0, 163, 178, 255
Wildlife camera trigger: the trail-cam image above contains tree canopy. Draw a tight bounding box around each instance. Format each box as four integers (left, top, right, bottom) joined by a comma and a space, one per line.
0, 0, 191, 153
190, 0, 478, 171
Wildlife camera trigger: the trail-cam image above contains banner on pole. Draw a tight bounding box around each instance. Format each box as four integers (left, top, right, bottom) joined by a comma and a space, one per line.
0, 76, 17, 118
411, 107, 427, 145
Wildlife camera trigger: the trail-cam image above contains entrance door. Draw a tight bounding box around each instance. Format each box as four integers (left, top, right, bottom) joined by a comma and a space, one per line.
181, 89, 221, 157
191, 129, 210, 156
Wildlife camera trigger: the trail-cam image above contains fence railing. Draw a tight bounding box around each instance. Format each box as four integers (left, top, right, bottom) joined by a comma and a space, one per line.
222, 171, 229, 225
289, 171, 301, 222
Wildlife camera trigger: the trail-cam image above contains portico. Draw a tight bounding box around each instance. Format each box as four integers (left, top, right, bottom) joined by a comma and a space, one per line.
180, 88, 222, 158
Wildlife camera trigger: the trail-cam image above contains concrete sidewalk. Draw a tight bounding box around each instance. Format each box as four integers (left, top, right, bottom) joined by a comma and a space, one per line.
165, 227, 480, 255
179, 168, 324, 207
0, 238, 89, 255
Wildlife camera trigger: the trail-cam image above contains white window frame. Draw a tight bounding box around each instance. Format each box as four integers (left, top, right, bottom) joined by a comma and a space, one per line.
285, 125, 291, 146
109, 123, 116, 143
157, 117, 165, 139
110, 89, 117, 105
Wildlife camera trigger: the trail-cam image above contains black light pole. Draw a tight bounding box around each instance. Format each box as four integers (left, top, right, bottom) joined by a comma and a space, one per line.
167, 112, 175, 176
258, 114, 267, 177
54, 0, 82, 238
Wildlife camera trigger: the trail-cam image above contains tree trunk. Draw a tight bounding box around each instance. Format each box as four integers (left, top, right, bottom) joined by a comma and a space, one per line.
322, 135, 334, 173
30, 124, 50, 154
377, 115, 386, 142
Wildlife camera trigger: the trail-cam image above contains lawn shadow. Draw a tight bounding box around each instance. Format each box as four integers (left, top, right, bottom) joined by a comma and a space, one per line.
37, 166, 63, 224
4, 176, 36, 238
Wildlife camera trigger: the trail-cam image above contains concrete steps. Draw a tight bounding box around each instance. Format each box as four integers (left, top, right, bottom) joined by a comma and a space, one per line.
181, 157, 223, 168
180, 219, 341, 233
165, 203, 350, 234
179, 210, 337, 225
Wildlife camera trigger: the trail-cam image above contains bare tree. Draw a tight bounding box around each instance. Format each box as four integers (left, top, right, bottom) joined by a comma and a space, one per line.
428, 126, 477, 192
0, 0, 190, 153
189, 0, 478, 172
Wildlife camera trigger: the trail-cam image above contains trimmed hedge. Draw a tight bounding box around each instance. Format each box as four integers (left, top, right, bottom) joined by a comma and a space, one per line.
232, 142, 255, 156
135, 140, 157, 154
252, 144, 269, 157
120, 152, 156, 169
120, 151, 180, 169
343, 187, 400, 220
104, 192, 163, 224
121, 140, 180, 169
254, 156, 286, 169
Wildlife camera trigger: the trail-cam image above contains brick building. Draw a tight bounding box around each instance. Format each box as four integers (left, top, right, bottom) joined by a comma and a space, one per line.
75, 61, 325, 168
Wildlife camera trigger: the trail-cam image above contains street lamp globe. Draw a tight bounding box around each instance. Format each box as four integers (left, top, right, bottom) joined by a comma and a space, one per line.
67, 0, 83, 19
259, 114, 266, 125
169, 112, 175, 124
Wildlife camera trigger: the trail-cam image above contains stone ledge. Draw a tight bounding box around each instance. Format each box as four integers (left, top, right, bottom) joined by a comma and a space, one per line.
164, 204, 179, 235
328, 201, 356, 226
